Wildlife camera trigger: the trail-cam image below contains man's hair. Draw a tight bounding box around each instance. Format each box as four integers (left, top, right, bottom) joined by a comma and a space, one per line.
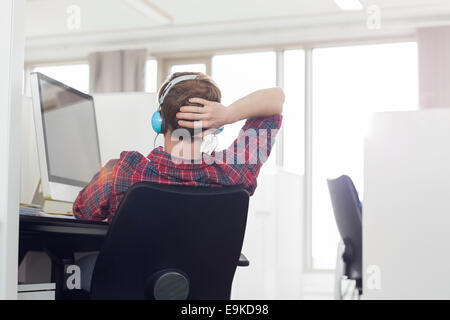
158, 72, 221, 136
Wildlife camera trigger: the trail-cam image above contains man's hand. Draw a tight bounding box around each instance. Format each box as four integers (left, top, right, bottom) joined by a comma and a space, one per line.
176, 97, 230, 130
177, 88, 284, 131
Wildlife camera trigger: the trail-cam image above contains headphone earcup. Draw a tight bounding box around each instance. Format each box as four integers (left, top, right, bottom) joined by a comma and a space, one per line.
151, 111, 164, 134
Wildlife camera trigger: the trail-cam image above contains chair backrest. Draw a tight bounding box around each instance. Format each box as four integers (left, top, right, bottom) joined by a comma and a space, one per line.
89, 182, 249, 300
327, 175, 362, 281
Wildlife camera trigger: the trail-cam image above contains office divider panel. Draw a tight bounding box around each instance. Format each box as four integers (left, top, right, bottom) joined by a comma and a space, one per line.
93, 92, 159, 165
364, 109, 450, 299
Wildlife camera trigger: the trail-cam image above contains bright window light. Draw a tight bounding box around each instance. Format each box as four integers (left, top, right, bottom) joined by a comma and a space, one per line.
170, 63, 206, 74
334, 0, 363, 11
283, 49, 305, 175
145, 59, 158, 92
33, 64, 89, 93
212, 51, 277, 170
312, 42, 418, 269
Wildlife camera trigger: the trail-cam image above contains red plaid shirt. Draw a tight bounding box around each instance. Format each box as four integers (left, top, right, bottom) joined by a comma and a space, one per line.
73, 114, 282, 222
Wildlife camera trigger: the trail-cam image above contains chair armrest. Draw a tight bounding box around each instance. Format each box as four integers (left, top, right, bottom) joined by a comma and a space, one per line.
238, 253, 250, 267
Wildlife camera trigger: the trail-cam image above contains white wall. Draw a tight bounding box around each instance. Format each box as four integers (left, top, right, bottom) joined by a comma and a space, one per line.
0, 0, 24, 299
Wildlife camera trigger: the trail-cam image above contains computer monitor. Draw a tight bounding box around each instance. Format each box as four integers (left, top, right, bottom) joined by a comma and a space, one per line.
30, 72, 101, 203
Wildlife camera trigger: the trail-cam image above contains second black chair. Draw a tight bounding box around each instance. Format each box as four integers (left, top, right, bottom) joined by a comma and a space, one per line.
327, 175, 362, 299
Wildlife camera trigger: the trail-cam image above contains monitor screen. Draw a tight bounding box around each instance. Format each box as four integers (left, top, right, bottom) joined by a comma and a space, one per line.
36, 73, 101, 187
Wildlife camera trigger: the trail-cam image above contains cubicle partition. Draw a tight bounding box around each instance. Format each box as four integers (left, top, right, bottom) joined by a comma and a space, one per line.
93, 92, 160, 165
364, 108, 450, 299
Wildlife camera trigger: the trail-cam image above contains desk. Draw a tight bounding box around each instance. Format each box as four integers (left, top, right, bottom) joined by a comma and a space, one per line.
19, 215, 108, 299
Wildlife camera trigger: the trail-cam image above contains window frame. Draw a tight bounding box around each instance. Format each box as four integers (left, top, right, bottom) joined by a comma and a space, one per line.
25, 60, 90, 95
157, 56, 212, 87
145, 58, 158, 93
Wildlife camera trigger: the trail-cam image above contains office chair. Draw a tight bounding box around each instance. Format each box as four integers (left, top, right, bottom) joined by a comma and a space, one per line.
85, 181, 250, 300
327, 175, 362, 299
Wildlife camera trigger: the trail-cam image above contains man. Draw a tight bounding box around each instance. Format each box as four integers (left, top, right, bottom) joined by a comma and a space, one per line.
73, 72, 284, 222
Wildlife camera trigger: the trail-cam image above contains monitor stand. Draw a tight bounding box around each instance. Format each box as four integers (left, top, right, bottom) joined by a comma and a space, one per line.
32, 180, 73, 214
41, 199, 73, 215
31, 180, 44, 206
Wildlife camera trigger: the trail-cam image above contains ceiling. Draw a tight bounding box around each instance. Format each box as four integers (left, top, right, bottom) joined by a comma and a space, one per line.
24, 0, 450, 63
25, 0, 450, 38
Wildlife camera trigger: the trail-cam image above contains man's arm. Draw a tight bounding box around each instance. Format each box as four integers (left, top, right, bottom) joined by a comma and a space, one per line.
224, 87, 284, 124
177, 88, 284, 195
72, 159, 116, 221
176, 88, 284, 129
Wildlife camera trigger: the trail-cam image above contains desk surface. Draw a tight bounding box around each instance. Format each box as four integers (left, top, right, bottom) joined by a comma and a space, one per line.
19, 215, 109, 262
19, 215, 109, 300
20, 215, 109, 236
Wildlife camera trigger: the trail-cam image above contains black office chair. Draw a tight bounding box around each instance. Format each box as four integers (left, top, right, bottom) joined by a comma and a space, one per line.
87, 181, 250, 300
327, 175, 362, 299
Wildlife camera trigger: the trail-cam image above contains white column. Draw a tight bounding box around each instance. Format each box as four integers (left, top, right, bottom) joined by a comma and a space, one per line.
275, 50, 284, 167
0, 0, 25, 299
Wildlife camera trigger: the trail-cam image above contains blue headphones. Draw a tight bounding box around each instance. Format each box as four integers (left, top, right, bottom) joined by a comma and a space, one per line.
152, 74, 223, 134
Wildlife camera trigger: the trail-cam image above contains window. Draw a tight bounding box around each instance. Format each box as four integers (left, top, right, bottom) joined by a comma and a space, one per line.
311, 42, 418, 269
32, 63, 89, 93
145, 59, 158, 92
212, 51, 277, 166
283, 50, 305, 175
170, 63, 206, 74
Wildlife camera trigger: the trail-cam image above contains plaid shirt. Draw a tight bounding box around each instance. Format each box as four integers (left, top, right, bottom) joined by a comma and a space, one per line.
73, 114, 282, 222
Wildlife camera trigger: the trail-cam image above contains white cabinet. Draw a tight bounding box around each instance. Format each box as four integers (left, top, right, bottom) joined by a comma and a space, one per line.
231, 170, 304, 299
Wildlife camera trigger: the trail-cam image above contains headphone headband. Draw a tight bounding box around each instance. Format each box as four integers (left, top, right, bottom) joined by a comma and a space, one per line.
159, 74, 198, 106
152, 73, 223, 135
